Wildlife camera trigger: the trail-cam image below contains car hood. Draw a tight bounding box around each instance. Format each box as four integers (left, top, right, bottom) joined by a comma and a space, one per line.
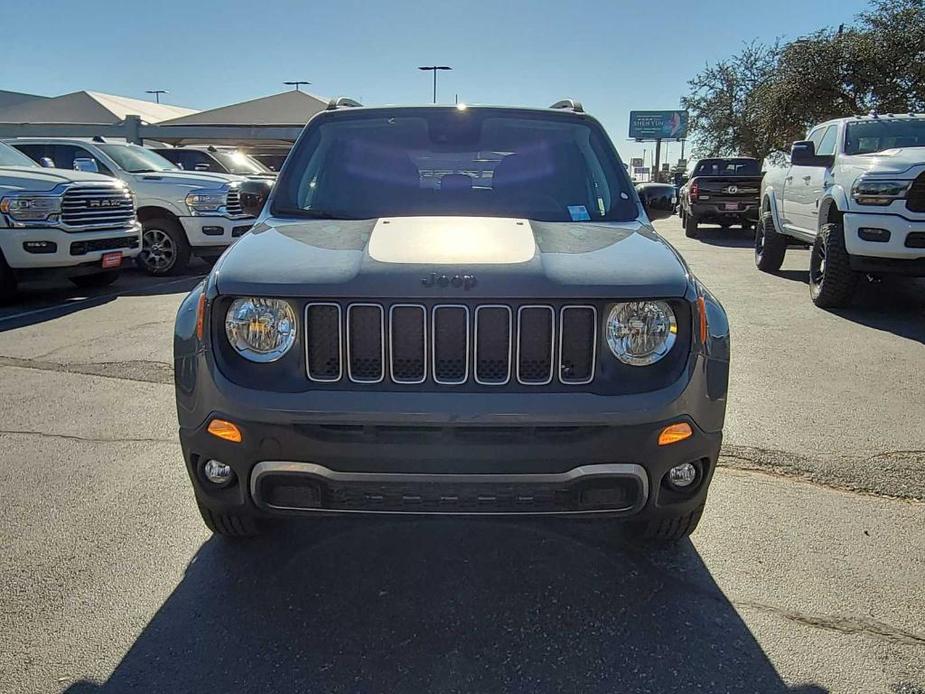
842, 148, 925, 176
0, 166, 119, 192
132, 170, 248, 187
215, 216, 691, 300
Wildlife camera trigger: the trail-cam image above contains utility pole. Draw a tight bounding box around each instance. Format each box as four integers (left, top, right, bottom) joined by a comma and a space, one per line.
417, 66, 452, 104
283, 81, 311, 92
145, 90, 168, 104
653, 139, 662, 182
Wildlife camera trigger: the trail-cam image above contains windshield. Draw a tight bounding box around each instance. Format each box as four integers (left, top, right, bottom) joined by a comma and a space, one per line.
693, 159, 760, 176
211, 150, 271, 175
96, 144, 179, 173
273, 109, 637, 222
845, 119, 925, 155
0, 142, 39, 168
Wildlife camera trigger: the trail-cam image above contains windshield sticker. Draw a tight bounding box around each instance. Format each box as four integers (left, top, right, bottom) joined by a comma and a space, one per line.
568, 205, 591, 221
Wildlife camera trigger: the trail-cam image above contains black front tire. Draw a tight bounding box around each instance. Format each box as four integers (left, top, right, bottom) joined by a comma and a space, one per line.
70, 271, 120, 289
139, 217, 191, 276
755, 211, 787, 272
809, 222, 858, 308
684, 213, 699, 239
628, 504, 705, 543
197, 501, 262, 538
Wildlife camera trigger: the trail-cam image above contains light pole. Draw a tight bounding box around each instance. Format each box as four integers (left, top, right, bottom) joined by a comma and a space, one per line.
284, 81, 311, 92
145, 90, 168, 104
417, 66, 452, 104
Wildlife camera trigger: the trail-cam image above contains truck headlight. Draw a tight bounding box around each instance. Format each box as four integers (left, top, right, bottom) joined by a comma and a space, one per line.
605, 301, 677, 366
225, 297, 297, 362
851, 178, 911, 206
185, 189, 227, 214
0, 194, 62, 222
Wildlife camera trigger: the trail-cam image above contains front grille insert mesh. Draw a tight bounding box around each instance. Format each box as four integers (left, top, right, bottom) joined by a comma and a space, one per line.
432, 306, 469, 384
907, 173, 925, 213
390, 305, 426, 383
475, 306, 512, 384
559, 306, 597, 384
305, 304, 342, 382
347, 304, 384, 382
517, 306, 554, 384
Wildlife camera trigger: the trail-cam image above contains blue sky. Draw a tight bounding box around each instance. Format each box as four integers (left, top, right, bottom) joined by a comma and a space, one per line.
2, 0, 870, 164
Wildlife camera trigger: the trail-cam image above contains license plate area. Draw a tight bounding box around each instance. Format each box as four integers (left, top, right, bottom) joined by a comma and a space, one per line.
101, 252, 122, 269
723, 202, 739, 211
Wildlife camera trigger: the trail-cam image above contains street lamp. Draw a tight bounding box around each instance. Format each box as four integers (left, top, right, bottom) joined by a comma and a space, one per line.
417, 66, 452, 104
145, 90, 168, 104
284, 81, 311, 92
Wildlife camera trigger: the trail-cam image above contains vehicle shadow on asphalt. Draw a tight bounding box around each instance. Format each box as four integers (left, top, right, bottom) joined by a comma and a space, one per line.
689, 226, 755, 248
0, 271, 205, 333
65, 519, 827, 694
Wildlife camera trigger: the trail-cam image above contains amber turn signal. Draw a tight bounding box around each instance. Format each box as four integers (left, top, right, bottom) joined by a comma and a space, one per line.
196, 293, 207, 341
207, 418, 242, 443
658, 422, 693, 446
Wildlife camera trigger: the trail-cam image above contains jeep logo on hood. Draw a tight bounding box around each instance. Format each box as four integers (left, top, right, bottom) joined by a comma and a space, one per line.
421, 272, 477, 290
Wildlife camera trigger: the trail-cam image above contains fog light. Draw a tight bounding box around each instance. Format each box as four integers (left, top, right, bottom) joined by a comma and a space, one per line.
858, 227, 891, 242
668, 462, 697, 488
203, 459, 235, 485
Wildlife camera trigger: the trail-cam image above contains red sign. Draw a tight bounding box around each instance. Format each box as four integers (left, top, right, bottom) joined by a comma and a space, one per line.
101, 252, 122, 269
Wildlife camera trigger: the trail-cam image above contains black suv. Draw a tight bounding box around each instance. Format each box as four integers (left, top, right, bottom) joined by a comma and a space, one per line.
174, 100, 730, 543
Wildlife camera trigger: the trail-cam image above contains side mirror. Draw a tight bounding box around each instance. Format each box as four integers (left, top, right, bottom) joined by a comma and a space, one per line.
39, 157, 55, 168
791, 140, 833, 168
73, 157, 99, 173
239, 179, 273, 218
636, 183, 676, 221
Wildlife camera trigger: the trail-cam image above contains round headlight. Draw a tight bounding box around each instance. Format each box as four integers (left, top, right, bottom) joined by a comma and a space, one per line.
225, 298, 297, 362
605, 301, 677, 366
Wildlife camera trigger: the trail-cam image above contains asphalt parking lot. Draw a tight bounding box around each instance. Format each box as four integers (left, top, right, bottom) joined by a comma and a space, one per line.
0, 218, 922, 693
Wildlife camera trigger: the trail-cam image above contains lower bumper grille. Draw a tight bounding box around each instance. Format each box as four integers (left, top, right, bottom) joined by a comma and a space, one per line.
70, 236, 139, 256
251, 462, 648, 515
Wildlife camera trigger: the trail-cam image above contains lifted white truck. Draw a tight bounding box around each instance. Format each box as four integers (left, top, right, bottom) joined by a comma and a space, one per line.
5, 138, 255, 276
758, 114, 925, 307
0, 142, 140, 300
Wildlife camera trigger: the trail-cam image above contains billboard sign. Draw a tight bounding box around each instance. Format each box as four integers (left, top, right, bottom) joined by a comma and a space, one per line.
629, 110, 688, 140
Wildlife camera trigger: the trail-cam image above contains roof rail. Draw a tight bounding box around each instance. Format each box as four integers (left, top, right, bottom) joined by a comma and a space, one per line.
327, 97, 363, 110
549, 99, 584, 113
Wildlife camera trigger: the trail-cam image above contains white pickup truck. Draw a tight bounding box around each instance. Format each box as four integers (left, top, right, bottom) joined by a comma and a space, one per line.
5, 138, 256, 276
758, 114, 925, 307
0, 141, 140, 300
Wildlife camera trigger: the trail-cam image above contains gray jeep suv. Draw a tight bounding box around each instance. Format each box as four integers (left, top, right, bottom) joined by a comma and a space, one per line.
174, 100, 730, 542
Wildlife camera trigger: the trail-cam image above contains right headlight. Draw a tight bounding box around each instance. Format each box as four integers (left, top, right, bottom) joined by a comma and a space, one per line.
851, 178, 911, 206
605, 301, 677, 366
225, 297, 297, 362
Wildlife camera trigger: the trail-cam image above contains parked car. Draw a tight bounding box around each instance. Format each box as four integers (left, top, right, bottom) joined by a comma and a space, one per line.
150, 145, 277, 181
0, 141, 139, 300
679, 158, 763, 238
758, 114, 925, 307
6, 138, 255, 275
174, 100, 730, 544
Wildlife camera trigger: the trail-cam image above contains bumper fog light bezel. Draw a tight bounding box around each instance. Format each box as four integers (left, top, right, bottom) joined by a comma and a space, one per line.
666, 461, 699, 490
202, 459, 236, 487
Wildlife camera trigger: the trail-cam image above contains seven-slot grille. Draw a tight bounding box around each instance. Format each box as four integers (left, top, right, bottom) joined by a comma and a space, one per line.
305, 302, 597, 387
907, 172, 925, 213
225, 188, 244, 216
60, 184, 134, 231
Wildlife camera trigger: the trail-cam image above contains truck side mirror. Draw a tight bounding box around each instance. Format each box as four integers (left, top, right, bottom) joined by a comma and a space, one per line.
73, 157, 99, 173
39, 157, 55, 168
239, 179, 273, 218
636, 183, 676, 221
194, 163, 211, 171
791, 141, 833, 168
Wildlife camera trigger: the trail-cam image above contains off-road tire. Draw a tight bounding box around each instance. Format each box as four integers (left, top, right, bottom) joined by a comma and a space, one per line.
197, 501, 262, 538
70, 271, 120, 289
629, 503, 705, 543
809, 222, 858, 308
684, 212, 699, 239
755, 211, 787, 272
139, 217, 191, 276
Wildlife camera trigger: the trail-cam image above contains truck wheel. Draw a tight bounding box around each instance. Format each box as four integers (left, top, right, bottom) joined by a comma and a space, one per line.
628, 504, 704, 543
684, 213, 699, 239
755, 212, 787, 272
197, 501, 262, 538
809, 223, 858, 308
70, 271, 120, 289
139, 218, 191, 276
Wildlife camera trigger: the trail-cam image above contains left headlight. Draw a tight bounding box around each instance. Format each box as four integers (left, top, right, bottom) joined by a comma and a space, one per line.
605, 301, 677, 366
225, 297, 297, 362
0, 194, 62, 222
185, 188, 228, 214
851, 178, 911, 206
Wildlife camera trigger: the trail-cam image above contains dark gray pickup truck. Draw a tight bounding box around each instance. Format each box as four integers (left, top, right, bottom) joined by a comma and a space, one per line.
173, 100, 730, 545
679, 158, 763, 238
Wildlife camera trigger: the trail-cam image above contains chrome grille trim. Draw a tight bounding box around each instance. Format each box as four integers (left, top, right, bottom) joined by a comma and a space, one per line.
346, 303, 385, 384
60, 184, 134, 231
305, 302, 343, 383
474, 304, 512, 386
516, 305, 555, 385
225, 188, 244, 216
431, 304, 470, 385
558, 305, 598, 385
389, 304, 427, 384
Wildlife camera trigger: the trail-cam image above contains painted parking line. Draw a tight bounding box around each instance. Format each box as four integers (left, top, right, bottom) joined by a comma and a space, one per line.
0, 275, 204, 325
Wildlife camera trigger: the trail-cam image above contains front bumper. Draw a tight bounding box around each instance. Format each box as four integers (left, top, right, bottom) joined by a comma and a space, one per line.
0, 223, 141, 270
179, 216, 254, 248
843, 212, 925, 261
